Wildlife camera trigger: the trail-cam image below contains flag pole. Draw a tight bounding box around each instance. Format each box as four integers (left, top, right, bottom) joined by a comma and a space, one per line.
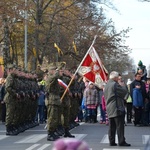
60, 34, 99, 101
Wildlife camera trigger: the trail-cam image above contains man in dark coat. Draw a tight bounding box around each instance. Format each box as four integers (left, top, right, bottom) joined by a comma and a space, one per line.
104, 71, 131, 147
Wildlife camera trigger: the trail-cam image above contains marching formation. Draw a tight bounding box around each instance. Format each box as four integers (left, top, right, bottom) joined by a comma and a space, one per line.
4, 64, 40, 135
2, 62, 82, 141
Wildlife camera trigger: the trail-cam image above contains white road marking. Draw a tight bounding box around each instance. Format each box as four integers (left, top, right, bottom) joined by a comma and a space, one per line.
100, 134, 118, 143
74, 134, 87, 140
63, 134, 87, 140
14, 133, 86, 144
15, 134, 47, 143
26, 130, 46, 132
0, 130, 6, 133
103, 149, 140, 150
79, 122, 85, 125
0, 135, 9, 140
37, 144, 51, 150
25, 144, 40, 150
142, 135, 150, 144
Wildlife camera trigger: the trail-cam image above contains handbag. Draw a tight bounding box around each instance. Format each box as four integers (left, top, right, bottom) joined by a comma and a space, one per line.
114, 83, 125, 116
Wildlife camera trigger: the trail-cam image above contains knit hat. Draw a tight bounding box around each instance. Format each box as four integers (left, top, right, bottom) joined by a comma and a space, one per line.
52, 139, 90, 150
135, 82, 141, 86
138, 60, 143, 66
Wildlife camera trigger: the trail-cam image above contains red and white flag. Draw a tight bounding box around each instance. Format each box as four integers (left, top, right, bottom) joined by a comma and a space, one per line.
58, 79, 69, 92
78, 46, 108, 87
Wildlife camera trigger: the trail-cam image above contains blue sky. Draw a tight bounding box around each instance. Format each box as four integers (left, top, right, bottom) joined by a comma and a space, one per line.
105, 0, 150, 68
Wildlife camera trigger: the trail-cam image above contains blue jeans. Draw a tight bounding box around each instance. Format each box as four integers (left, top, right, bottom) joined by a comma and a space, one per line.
35, 105, 45, 123
100, 104, 106, 121
86, 108, 96, 116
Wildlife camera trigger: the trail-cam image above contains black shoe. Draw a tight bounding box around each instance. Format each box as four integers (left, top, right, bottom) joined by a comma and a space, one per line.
119, 142, 131, 146
47, 135, 55, 141
73, 122, 80, 127
47, 132, 60, 141
6, 130, 18, 136
64, 130, 75, 138
133, 121, 137, 126
110, 143, 117, 146
55, 129, 63, 136
6, 126, 18, 136
127, 121, 132, 123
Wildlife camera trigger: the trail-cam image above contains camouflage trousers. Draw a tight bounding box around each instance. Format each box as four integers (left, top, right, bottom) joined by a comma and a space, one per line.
47, 105, 60, 132
61, 103, 70, 129
5, 101, 16, 127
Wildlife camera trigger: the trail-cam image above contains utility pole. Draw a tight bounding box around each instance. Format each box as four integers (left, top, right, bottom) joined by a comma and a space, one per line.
24, 0, 28, 70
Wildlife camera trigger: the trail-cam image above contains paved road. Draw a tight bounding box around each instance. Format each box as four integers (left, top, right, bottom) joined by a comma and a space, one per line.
0, 121, 150, 150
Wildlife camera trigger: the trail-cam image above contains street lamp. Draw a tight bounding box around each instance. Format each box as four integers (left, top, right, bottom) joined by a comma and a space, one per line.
24, 0, 28, 70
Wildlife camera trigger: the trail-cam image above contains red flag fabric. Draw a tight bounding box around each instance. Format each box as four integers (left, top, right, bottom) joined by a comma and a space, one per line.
78, 46, 108, 87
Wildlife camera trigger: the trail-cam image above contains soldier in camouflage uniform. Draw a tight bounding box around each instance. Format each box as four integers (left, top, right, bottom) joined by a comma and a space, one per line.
60, 68, 75, 138
4, 65, 39, 135
4, 64, 18, 135
45, 63, 63, 141
69, 74, 81, 128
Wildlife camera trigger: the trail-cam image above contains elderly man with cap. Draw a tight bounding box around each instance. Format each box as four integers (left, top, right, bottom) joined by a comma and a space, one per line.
104, 71, 131, 146
45, 62, 64, 141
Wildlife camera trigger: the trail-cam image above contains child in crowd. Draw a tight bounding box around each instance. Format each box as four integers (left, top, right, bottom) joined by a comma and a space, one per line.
132, 82, 144, 126
85, 82, 98, 123
101, 94, 109, 125
81, 80, 89, 122
99, 85, 106, 124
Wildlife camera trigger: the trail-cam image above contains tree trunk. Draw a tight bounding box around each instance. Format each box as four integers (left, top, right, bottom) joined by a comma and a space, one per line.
2, 16, 11, 68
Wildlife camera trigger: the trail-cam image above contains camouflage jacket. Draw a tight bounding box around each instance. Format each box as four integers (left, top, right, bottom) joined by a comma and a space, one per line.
4, 73, 17, 103
45, 71, 61, 106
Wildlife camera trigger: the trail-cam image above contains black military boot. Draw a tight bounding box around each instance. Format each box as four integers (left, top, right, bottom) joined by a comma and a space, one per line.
47, 131, 60, 141
11, 125, 19, 135
6, 126, 12, 135
64, 129, 75, 138
6, 126, 18, 136
58, 125, 65, 135
55, 128, 63, 136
